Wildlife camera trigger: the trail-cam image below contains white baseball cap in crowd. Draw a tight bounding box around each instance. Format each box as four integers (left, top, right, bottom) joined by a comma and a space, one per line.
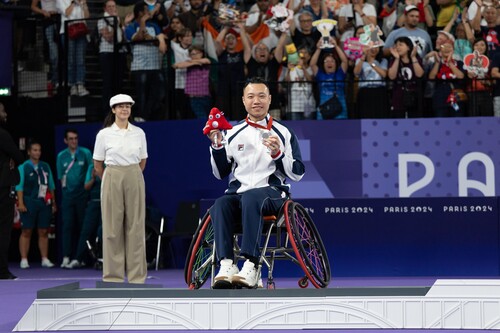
404, 5, 419, 14
437, 30, 456, 43
109, 94, 135, 108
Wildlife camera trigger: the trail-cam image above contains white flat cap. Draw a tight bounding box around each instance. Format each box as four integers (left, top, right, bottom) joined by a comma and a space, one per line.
109, 94, 135, 108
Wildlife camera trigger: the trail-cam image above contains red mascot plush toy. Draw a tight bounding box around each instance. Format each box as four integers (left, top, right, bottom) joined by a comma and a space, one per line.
202, 107, 233, 135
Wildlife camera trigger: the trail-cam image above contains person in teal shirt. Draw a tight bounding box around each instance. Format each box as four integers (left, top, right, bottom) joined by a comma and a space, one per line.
16, 141, 57, 269
56, 129, 93, 268
67, 164, 103, 268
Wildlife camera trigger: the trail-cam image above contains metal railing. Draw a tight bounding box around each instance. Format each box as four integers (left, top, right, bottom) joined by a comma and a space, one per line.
7, 11, 499, 122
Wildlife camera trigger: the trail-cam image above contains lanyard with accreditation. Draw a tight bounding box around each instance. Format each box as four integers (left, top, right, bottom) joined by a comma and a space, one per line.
30, 161, 50, 203
61, 157, 76, 188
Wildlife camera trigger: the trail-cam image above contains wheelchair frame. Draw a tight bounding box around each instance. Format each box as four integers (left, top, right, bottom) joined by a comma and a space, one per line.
184, 200, 331, 289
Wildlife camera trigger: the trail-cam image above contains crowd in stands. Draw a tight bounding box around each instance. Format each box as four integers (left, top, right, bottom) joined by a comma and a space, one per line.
29, 0, 500, 120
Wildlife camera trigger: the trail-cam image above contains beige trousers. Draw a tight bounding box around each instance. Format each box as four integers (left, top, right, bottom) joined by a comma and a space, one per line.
101, 164, 146, 283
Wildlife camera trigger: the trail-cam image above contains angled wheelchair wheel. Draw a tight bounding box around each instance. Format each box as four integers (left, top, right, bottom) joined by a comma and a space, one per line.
184, 211, 215, 289
284, 200, 331, 288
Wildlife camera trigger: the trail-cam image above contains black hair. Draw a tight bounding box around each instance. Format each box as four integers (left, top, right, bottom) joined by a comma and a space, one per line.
189, 44, 204, 54
394, 36, 414, 57
243, 77, 270, 91
102, 107, 133, 128
103, 0, 114, 8
133, 1, 147, 18
318, 50, 340, 72
102, 113, 116, 128
175, 27, 192, 41
27, 139, 41, 151
64, 128, 78, 139
354, 25, 365, 37
473, 38, 488, 56
297, 44, 312, 55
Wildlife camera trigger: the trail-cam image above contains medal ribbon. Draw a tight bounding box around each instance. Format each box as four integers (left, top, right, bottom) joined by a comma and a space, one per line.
245, 115, 273, 131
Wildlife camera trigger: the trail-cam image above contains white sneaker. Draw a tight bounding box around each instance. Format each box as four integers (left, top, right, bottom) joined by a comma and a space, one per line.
20, 259, 29, 269
213, 259, 239, 289
67, 259, 82, 269
60, 256, 70, 268
70, 85, 78, 96
232, 259, 260, 288
41, 258, 54, 268
77, 84, 89, 97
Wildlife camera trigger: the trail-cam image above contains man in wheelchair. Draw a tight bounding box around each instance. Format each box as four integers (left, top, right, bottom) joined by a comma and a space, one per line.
207, 77, 305, 289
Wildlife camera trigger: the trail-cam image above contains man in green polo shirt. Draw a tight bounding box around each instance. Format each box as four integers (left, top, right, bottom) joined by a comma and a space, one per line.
56, 129, 93, 268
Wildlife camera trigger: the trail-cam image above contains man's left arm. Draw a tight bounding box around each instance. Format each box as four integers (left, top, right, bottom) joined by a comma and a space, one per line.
273, 130, 305, 181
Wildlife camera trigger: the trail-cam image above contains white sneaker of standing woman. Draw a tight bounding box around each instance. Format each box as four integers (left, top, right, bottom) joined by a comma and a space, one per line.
77, 84, 89, 97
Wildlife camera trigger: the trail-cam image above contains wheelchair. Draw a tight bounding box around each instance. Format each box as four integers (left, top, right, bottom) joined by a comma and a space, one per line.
184, 200, 331, 289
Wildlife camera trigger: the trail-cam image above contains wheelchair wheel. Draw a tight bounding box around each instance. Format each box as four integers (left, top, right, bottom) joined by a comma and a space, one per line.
184, 211, 215, 289
284, 200, 331, 288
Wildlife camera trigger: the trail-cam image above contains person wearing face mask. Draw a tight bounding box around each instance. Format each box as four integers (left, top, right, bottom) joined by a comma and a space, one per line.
0, 103, 24, 280
207, 77, 305, 289
93, 94, 148, 283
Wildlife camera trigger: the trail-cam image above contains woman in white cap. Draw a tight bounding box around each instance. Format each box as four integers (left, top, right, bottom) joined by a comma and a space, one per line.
92, 94, 148, 283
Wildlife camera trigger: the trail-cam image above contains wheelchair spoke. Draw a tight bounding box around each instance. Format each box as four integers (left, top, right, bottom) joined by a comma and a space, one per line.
286, 201, 331, 288
193, 230, 214, 278
185, 213, 215, 288
294, 209, 327, 280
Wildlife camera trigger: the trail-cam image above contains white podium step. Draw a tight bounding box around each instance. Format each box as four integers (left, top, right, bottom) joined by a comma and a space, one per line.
14, 279, 500, 331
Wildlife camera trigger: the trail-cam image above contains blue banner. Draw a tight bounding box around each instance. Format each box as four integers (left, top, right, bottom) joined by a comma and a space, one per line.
57, 118, 500, 217
56, 119, 500, 276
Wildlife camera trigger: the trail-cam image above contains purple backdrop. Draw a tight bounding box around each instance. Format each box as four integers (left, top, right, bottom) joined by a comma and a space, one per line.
55, 118, 500, 276
361, 118, 500, 197
57, 117, 500, 218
